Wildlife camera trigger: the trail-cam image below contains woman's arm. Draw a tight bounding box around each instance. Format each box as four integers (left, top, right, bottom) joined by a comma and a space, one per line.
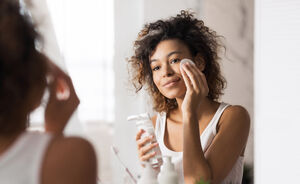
203, 106, 250, 183
182, 112, 212, 183
182, 106, 250, 184
180, 62, 250, 184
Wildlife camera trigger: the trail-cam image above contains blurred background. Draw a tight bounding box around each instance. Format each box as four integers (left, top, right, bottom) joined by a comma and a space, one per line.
26, 0, 300, 183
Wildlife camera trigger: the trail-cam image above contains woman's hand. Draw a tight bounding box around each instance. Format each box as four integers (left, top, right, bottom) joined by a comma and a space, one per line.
135, 129, 159, 165
180, 61, 209, 116
44, 60, 80, 134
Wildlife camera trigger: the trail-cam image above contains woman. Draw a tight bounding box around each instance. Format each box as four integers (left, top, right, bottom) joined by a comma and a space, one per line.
0, 1, 97, 183
129, 11, 250, 184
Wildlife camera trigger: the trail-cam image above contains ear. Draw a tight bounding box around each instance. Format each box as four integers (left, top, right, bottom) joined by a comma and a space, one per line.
195, 53, 206, 72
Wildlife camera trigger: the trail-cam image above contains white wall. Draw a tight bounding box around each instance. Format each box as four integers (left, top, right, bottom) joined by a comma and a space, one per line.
113, 0, 144, 183
143, 0, 201, 23
254, 0, 300, 183
202, 0, 254, 165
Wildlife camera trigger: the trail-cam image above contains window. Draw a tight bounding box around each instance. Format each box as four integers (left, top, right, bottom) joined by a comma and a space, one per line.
29, 0, 114, 125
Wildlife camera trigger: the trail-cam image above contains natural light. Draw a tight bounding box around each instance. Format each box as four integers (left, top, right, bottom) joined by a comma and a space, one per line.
30, 0, 115, 124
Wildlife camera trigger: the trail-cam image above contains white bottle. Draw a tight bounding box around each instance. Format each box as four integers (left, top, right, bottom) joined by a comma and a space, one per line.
127, 113, 162, 168
157, 156, 179, 184
137, 162, 158, 184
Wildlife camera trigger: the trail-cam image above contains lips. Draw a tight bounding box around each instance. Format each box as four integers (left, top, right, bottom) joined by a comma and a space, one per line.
163, 78, 181, 87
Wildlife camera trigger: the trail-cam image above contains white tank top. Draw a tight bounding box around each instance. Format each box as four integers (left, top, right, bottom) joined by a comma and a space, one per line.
155, 102, 244, 184
0, 131, 53, 184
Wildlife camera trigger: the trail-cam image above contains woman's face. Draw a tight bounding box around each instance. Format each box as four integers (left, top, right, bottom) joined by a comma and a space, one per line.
149, 39, 194, 99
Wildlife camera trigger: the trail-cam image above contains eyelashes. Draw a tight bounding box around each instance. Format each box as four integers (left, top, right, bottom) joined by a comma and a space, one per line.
170, 58, 180, 64
151, 58, 181, 71
152, 66, 160, 71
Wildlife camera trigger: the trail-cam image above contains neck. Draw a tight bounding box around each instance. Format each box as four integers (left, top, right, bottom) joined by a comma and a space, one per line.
172, 97, 215, 120
0, 130, 24, 155
0, 117, 27, 155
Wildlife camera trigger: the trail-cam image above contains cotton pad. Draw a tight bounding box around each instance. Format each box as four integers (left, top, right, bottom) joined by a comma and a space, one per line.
56, 78, 70, 101
180, 58, 195, 68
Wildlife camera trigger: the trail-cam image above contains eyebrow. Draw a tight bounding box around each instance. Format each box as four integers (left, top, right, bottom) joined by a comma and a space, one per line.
150, 51, 182, 64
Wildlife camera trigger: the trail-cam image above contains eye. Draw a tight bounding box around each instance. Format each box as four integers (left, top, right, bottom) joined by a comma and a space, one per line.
152, 66, 160, 71
170, 58, 180, 64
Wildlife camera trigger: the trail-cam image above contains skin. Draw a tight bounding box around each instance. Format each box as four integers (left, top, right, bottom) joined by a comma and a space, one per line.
0, 59, 97, 184
136, 39, 250, 184
44, 61, 80, 134
42, 60, 97, 184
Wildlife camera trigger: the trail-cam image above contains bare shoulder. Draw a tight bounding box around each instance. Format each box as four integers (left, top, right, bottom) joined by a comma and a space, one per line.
50, 136, 96, 158
223, 105, 250, 120
218, 105, 250, 132
42, 136, 97, 184
151, 115, 157, 128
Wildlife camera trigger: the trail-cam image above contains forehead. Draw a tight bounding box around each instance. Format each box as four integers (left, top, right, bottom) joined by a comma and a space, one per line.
150, 39, 191, 60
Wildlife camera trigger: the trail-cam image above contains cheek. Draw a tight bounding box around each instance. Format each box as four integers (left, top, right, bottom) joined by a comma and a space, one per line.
173, 63, 181, 73
152, 74, 161, 89
152, 73, 166, 96
175, 66, 183, 80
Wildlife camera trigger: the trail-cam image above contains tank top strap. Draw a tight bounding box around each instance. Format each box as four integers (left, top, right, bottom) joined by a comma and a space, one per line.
211, 102, 231, 135
154, 111, 167, 142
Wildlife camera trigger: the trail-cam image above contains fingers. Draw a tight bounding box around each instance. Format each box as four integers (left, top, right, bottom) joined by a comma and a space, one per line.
48, 75, 78, 106
60, 75, 79, 105
190, 65, 209, 95
181, 63, 201, 91
139, 142, 158, 155
140, 150, 157, 162
137, 134, 153, 149
139, 142, 158, 162
135, 129, 145, 141
136, 130, 159, 162
180, 65, 193, 90
43, 58, 80, 133
47, 60, 68, 99
45, 59, 79, 104
47, 74, 59, 101
44, 61, 79, 133
181, 62, 209, 96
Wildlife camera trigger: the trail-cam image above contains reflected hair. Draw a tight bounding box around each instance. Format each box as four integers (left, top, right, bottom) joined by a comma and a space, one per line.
0, 0, 48, 135
128, 10, 227, 113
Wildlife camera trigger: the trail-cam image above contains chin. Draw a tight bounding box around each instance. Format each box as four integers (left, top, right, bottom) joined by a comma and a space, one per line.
162, 88, 186, 99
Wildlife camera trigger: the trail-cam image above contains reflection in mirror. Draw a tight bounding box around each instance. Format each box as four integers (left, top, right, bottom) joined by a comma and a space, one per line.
126, 10, 250, 184
114, 0, 254, 184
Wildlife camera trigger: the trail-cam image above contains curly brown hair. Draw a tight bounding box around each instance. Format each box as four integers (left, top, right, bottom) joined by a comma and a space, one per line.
128, 10, 226, 113
0, 0, 48, 135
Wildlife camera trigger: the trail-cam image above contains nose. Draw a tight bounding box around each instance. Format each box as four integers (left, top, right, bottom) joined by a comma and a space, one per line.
162, 63, 174, 77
